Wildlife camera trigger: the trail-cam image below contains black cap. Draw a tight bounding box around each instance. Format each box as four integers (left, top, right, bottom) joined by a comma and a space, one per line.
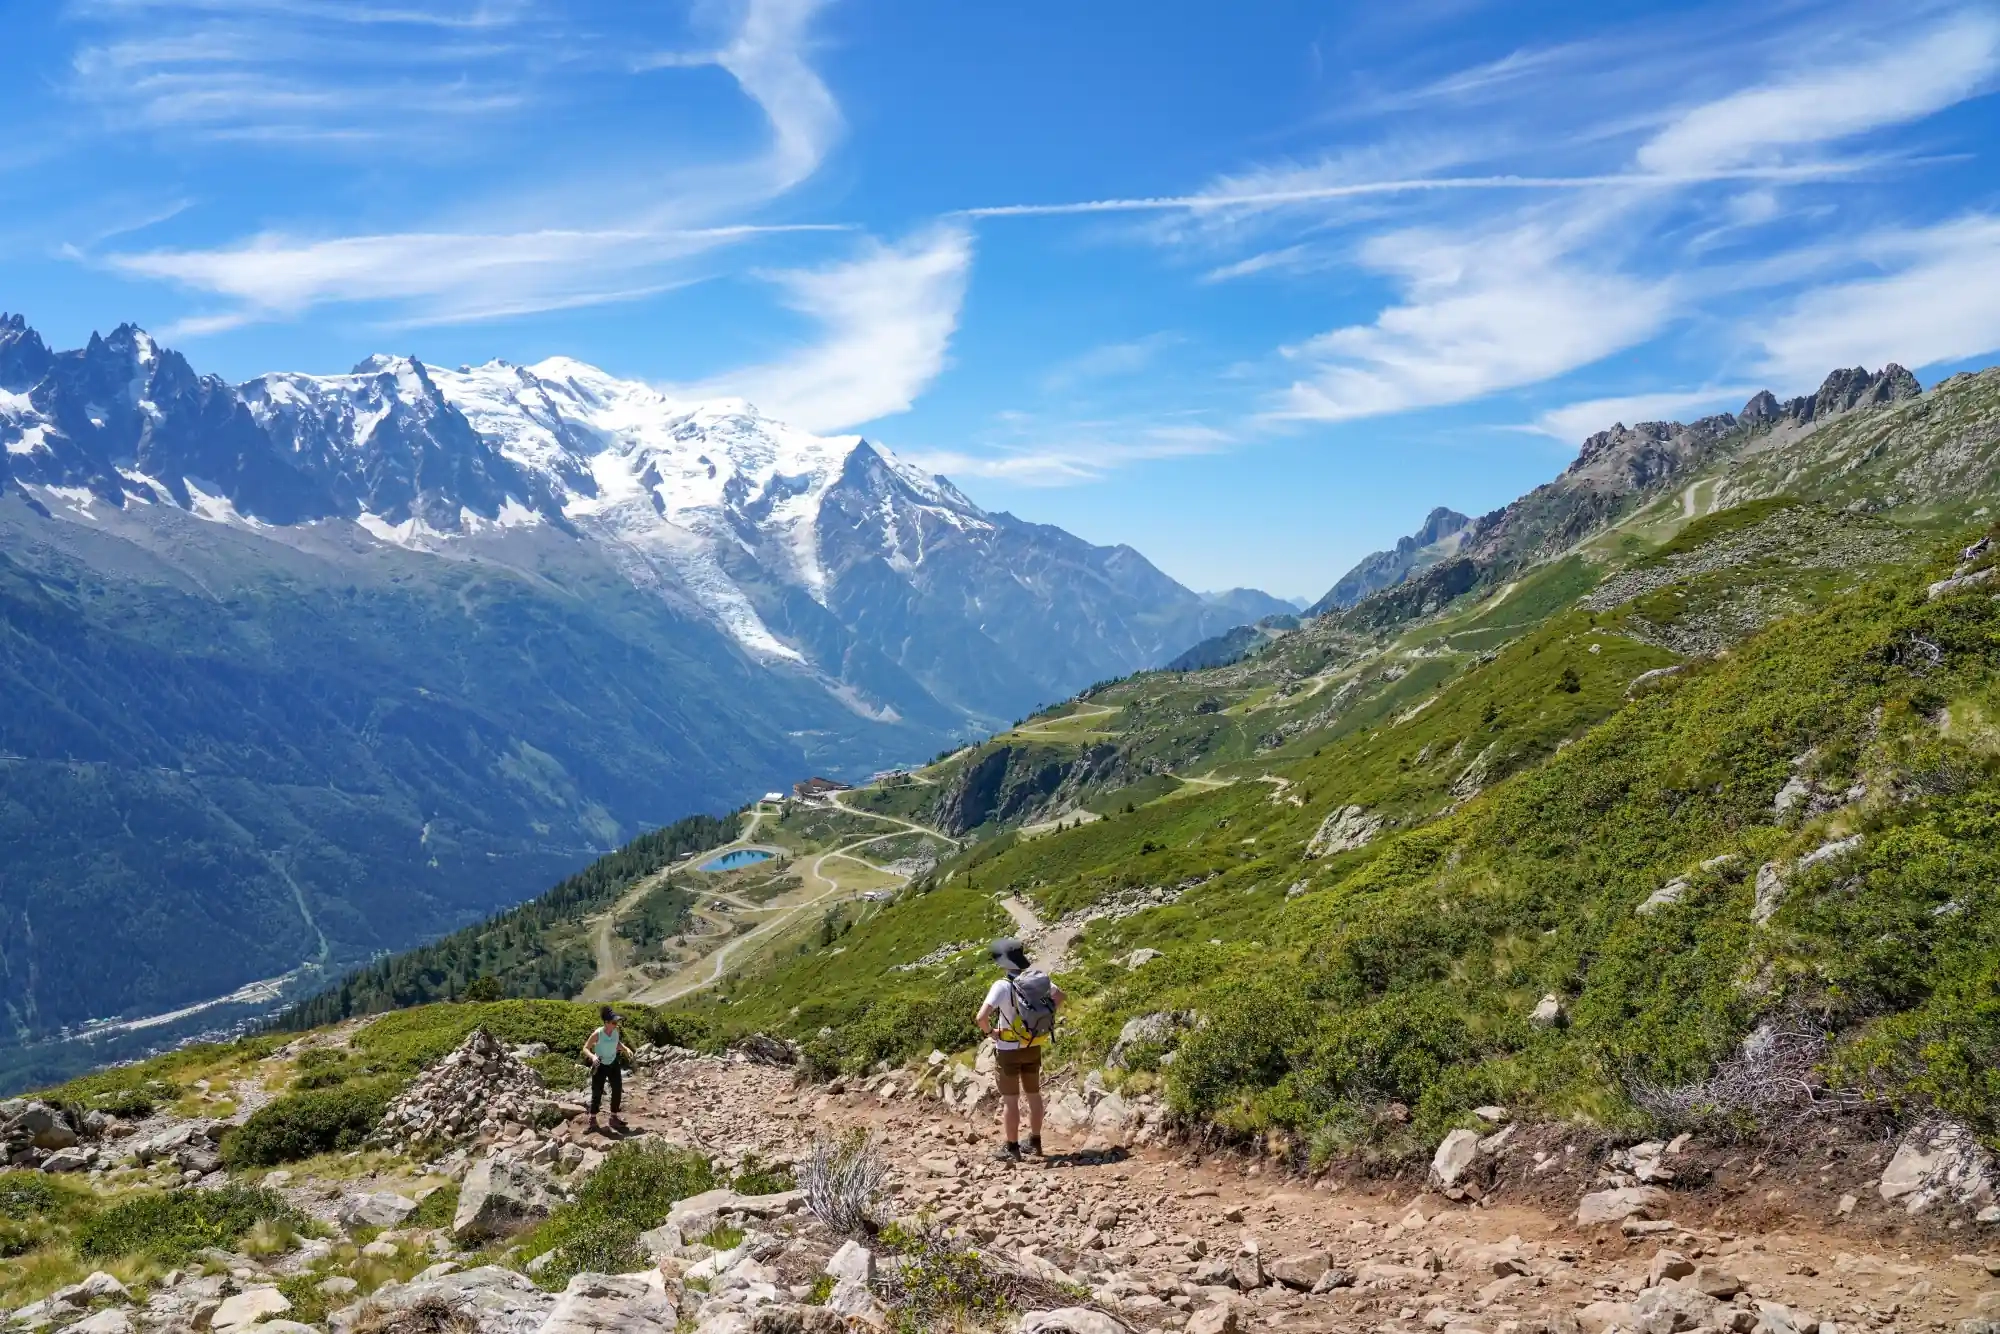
990, 937, 1029, 970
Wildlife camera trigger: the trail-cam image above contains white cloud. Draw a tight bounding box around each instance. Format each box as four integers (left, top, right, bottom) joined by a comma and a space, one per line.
676, 226, 973, 432
1531, 386, 1758, 444
108, 223, 845, 329
1270, 221, 1673, 421
86, 0, 844, 327
1637, 12, 2000, 173
1041, 333, 1179, 392
902, 424, 1233, 487
1754, 214, 2000, 383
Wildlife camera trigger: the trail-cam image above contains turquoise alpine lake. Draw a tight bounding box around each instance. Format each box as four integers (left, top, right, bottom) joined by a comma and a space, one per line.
699, 848, 777, 872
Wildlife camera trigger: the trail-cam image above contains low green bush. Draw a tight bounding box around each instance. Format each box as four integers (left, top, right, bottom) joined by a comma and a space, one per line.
517, 1142, 716, 1290
77, 1185, 301, 1262
406, 1183, 459, 1231
220, 1077, 400, 1168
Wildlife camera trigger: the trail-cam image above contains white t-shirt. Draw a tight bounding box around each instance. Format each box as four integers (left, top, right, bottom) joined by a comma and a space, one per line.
984, 975, 1054, 1050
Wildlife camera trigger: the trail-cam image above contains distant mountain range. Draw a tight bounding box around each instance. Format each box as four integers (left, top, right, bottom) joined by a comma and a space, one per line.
0, 314, 1258, 1049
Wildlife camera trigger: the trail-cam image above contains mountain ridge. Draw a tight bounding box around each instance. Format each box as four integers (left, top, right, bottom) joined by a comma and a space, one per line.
0, 313, 1269, 1063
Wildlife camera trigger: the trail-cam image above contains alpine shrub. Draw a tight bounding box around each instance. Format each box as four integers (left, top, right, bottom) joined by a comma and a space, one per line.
221, 1076, 400, 1168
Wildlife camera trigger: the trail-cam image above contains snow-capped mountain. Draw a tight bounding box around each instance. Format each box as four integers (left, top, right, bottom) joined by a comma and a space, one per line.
0, 312, 1263, 1044
0, 313, 1238, 730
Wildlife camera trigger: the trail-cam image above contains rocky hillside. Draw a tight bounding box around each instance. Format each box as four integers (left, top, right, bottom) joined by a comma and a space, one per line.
0, 997, 1992, 1334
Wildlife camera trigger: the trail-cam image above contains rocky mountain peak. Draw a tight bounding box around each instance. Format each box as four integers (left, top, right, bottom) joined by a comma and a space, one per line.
0, 313, 52, 390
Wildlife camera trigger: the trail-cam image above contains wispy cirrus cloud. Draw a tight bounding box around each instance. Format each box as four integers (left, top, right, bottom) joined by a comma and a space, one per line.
79, 0, 848, 330
902, 421, 1234, 487
672, 225, 973, 432
1636, 11, 2000, 173
1753, 214, 2000, 383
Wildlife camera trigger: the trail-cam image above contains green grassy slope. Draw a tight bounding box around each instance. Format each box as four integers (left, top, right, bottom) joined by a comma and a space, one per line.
704, 525, 2000, 1161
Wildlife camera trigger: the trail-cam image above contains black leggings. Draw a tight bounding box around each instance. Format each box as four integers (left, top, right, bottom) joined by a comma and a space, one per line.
590, 1061, 623, 1116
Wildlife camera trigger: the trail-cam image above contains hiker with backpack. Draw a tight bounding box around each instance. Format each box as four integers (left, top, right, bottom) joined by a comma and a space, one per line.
974, 936, 1063, 1161
582, 1005, 636, 1134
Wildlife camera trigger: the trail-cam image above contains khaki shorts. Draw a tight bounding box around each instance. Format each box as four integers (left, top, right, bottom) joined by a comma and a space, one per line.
994, 1045, 1043, 1097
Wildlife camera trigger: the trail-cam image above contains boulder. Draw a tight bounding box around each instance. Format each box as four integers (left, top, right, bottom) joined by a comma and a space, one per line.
329, 1265, 556, 1334
1122, 949, 1164, 970
1576, 1186, 1671, 1227
1431, 1130, 1480, 1189
1266, 1251, 1331, 1290
341, 1191, 420, 1230
51, 1272, 132, 1307
665, 1189, 802, 1239
1019, 1310, 1133, 1334
749, 1308, 851, 1334
6, 1105, 78, 1151
1529, 994, 1564, 1027
1047, 1091, 1093, 1137
1229, 1251, 1264, 1290
453, 1158, 554, 1242
1631, 1283, 1720, 1334
211, 1287, 291, 1330
1646, 1251, 1694, 1286
540, 1273, 677, 1334
825, 1240, 873, 1286
1107, 1013, 1182, 1068
1306, 805, 1382, 857
1576, 1301, 1639, 1334
730, 1035, 797, 1067
69, 1312, 133, 1334
1185, 1307, 1237, 1334
825, 1279, 886, 1327
1688, 1265, 1744, 1298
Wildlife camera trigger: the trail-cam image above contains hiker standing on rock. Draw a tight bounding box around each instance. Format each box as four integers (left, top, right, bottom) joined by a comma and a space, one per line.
975, 936, 1062, 1162
583, 1006, 635, 1134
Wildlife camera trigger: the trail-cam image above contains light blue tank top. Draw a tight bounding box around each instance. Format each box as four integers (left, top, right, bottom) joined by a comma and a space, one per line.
595, 1029, 621, 1064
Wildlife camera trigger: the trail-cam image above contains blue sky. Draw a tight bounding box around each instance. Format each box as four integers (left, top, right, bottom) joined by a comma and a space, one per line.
3, 1, 2000, 600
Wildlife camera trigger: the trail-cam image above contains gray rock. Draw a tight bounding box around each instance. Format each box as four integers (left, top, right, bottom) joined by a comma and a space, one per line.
51, 1272, 131, 1307
211, 1286, 291, 1330
1637, 878, 1689, 915
1752, 862, 1786, 924
825, 1240, 873, 1285
69, 1311, 133, 1334
1576, 1186, 1671, 1227
1306, 805, 1382, 858
5, 1105, 77, 1151
1530, 993, 1564, 1027
1431, 1129, 1480, 1189
540, 1272, 677, 1334
453, 1158, 554, 1242
666, 1189, 803, 1240
637, 1223, 685, 1261
1121, 949, 1163, 970
330, 1265, 552, 1334
1266, 1250, 1331, 1290
1019, 1309, 1134, 1334
342, 1190, 420, 1230
1107, 1012, 1183, 1068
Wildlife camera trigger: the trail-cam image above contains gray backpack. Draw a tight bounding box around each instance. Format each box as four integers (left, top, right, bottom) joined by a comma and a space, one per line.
1007, 970, 1058, 1041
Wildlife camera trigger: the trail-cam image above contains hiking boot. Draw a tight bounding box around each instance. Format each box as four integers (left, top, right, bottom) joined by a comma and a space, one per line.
1024, 1134, 1044, 1158
991, 1141, 1022, 1163
585, 1117, 602, 1135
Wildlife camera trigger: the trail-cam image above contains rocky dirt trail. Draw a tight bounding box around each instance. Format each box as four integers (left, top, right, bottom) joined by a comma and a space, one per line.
614, 1055, 1999, 1334
9, 1033, 1998, 1334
